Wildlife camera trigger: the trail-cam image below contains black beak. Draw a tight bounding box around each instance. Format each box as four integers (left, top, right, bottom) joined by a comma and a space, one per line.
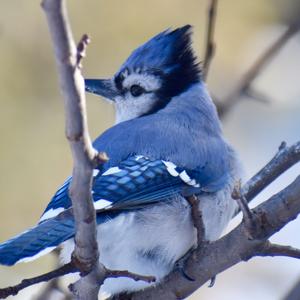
84, 79, 119, 101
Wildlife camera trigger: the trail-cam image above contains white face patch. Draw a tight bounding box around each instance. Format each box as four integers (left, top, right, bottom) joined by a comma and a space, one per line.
102, 167, 122, 176
114, 72, 162, 124
122, 73, 161, 91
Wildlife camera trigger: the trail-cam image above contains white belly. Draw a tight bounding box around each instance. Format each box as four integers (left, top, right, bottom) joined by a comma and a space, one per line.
60, 189, 236, 297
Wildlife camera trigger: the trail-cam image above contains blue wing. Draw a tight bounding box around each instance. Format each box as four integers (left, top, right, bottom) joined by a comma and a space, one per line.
0, 155, 228, 265
40, 155, 222, 221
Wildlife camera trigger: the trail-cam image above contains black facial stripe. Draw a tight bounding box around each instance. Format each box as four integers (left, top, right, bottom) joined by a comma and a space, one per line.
114, 68, 131, 92
114, 75, 125, 91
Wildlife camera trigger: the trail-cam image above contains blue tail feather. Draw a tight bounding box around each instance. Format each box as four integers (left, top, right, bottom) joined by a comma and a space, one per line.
0, 211, 75, 266
0, 209, 124, 266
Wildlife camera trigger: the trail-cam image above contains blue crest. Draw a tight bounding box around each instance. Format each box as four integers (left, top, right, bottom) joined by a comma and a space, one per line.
115, 25, 201, 99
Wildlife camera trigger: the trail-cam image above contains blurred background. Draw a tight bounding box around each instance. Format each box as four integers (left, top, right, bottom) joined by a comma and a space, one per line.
0, 0, 299, 299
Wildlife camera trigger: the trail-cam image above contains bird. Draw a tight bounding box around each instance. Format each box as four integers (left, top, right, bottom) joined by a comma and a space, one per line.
0, 25, 242, 296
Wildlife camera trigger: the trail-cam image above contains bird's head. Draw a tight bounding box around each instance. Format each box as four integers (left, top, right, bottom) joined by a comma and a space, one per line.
85, 25, 201, 123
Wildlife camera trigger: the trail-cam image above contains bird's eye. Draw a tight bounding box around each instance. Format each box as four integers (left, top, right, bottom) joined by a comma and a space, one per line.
130, 85, 145, 97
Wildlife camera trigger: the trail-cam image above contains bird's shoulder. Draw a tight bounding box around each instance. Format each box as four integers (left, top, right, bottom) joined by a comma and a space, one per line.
93, 112, 226, 166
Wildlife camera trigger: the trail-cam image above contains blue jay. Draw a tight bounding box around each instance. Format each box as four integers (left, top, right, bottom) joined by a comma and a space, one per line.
0, 25, 241, 296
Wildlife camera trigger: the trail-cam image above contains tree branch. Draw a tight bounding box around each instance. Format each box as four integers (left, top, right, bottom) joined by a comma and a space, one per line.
232, 180, 259, 238
0, 260, 156, 299
186, 195, 206, 245
35, 250, 73, 300
106, 269, 156, 284
0, 263, 76, 299
257, 241, 300, 259
241, 141, 300, 202
41, 0, 106, 298
217, 24, 300, 117
202, 0, 218, 81
3, 138, 299, 299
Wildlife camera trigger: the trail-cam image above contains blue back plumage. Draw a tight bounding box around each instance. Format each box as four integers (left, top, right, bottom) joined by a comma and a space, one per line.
43, 83, 230, 216
94, 83, 228, 189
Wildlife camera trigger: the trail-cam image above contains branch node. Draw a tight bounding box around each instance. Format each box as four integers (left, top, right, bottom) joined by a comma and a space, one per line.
279, 141, 287, 151
105, 268, 156, 283
232, 180, 258, 238
96, 151, 109, 164
71, 253, 97, 274
76, 33, 90, 69
208, 275, 216, 288
258, 241, 300, 259
66, 132, 82, 142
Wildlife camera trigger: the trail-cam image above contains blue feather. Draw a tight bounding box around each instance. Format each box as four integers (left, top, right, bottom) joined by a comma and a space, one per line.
0, 210, 75, 266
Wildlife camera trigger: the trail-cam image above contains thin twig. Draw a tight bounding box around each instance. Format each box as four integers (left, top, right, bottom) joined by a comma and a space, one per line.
257, 241, 300, 259
0, 263, 76, 299
186, 195, 206, 245
34, 249, 72, 300
0, 261, 156, 299
106, 269, 156, 283
232, 180, 258, 237
202, 0, 218, 80
241, 141, 300, 203
76, 34, 90, 69
217, 24, 300, 117
208, 276, 216, 288
231, 141, 300, 220
232, 180, 253, 221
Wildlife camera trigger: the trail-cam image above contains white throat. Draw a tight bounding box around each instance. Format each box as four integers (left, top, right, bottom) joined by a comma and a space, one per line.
114, 94, 158, 124
114, 102, 141, 124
